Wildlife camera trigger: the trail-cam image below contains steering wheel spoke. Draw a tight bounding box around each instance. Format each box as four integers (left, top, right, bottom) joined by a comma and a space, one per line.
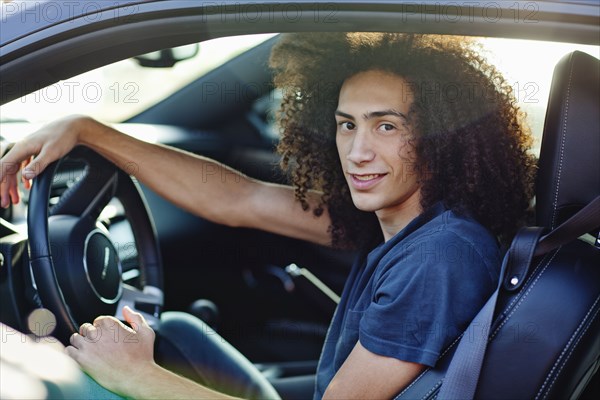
50, 147, 118, 220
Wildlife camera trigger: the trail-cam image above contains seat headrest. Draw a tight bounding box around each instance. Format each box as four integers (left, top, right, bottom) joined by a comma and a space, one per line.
536, 51, 600, 229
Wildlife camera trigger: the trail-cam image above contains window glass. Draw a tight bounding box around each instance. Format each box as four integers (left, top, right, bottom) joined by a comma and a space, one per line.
0, 34, 277, 123
254, 38, 598, 155
1, 34, 597, 156
479, 38, 598, 154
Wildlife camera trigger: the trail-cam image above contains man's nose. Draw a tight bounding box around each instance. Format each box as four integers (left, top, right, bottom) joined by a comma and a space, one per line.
347, 130, 375, 164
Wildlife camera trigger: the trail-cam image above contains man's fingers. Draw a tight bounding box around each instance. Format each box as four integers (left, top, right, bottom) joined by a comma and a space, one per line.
65, 345, 87, 368
0, 141, 44, 207
122, 306, 150, 332
0, 154, 21, 183
22, 149, 52, 180
8, 181, 20, 205
0, 180, 8, 208
0, 136, 51, 182
21, 156, 33, 189
65, 345, 78, 358
0, 175, 17, 208
70, 332, 85, 348
21, 156, 32, 169
1, 140, 39, 176
79, 322, 95, 336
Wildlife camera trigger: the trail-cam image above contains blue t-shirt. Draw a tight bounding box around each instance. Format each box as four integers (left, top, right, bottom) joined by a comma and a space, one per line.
314, 202, 501, 398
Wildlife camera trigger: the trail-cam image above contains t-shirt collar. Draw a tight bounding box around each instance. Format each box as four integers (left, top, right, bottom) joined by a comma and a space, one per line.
368, 201, 447, 258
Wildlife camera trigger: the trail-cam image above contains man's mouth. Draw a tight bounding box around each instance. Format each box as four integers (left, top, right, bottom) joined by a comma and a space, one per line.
352, 174, 382, 181
349, 173, 386, 189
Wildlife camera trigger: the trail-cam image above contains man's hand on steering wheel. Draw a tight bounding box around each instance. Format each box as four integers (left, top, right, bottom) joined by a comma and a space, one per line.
66, 306, 158, 396
0, 115, 88, 208
1, 115, 164, 343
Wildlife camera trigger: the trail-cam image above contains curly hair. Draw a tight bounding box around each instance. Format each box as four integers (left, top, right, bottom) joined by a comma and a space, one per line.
269, 33, 536, 249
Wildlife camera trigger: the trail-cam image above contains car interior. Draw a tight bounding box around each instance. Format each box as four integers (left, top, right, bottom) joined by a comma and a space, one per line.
1, 33, 358, 399
0, 2, 599, 399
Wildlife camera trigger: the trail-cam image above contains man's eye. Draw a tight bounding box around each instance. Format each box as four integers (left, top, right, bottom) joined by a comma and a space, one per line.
339, 121, 355, 130
379, 123, 396, 132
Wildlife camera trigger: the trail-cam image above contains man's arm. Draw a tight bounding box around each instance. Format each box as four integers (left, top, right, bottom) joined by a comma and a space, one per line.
124, 364, 241, 400
68, 309, 423, 400
0, 116, 331, 245
323, 342, 425, 399
66, 307, 246, 400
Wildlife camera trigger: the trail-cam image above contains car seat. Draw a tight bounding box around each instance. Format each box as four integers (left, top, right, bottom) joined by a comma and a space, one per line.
397, 50, 600, 399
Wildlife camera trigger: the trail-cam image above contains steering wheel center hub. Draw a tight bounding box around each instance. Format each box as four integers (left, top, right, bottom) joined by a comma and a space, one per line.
83, 229, 123, 303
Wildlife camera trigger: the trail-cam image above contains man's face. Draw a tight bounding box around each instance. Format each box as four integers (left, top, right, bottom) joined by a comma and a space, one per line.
335, 70, 421, 221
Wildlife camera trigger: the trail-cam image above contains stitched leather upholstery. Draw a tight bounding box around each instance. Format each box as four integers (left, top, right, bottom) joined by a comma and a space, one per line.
396, 50, 600, 400
536, 51, 600, 229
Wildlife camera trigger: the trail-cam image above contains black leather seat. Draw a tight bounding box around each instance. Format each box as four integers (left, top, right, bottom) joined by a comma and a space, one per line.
536, 50, 600, 231
397, 50, 600, 400
475, 49, 600, 399
533, 49, 600, 399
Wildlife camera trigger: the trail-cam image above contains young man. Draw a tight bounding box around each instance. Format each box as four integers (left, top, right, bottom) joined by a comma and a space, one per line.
0, 33, 535, 399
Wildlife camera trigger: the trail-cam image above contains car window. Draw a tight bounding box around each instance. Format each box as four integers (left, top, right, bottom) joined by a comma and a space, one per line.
253, 37, 598, 155
480, 37, 598, 154
0, 34, 597, 157
0, 33, 277, 123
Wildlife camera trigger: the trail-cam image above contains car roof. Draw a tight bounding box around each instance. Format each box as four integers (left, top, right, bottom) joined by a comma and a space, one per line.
1, 0, 598, 48
0, 0, 158, 46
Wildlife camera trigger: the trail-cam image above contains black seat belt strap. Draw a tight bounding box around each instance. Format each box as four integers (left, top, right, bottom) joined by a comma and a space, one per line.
437, 195, 600, 400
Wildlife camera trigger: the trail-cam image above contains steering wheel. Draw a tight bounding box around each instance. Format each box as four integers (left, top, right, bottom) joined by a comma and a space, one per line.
27, 146, 164, 343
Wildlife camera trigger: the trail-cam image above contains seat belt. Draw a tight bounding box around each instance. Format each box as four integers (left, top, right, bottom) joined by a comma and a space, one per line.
437, 196, 600, 400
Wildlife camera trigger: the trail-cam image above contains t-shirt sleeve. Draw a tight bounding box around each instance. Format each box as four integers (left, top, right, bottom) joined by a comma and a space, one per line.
358, 230, 496, 367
